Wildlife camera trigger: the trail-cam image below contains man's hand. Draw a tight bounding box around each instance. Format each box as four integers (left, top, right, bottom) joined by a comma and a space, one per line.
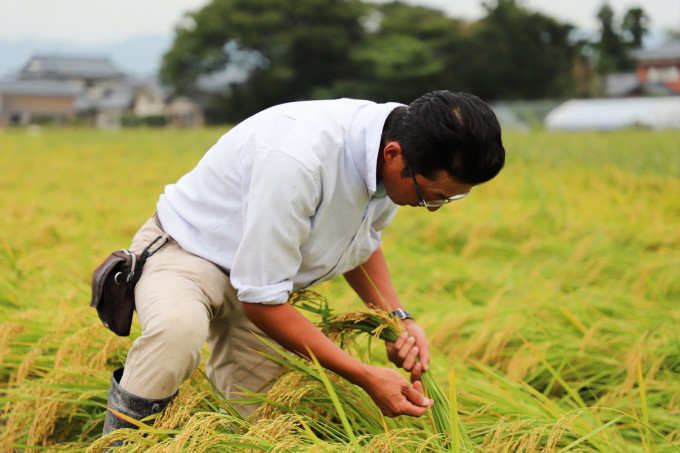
361, 365, 433, 417
385, 321, 430, 382
243, 302, 433, 418
342, 250, 430, 381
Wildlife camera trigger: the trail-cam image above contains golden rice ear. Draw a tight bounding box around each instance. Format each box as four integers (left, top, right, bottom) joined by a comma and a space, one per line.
252, 371, 324, 420
154, 387, 212, 431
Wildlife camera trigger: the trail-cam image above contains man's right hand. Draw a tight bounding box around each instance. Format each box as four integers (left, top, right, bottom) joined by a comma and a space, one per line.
361, 365, 433, 417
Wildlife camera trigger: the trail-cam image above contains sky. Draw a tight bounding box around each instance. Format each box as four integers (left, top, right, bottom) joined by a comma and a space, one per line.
1, 0, 679, 44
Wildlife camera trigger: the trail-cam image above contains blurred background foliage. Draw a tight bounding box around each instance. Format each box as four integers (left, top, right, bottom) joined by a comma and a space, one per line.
159, 0, 653, 122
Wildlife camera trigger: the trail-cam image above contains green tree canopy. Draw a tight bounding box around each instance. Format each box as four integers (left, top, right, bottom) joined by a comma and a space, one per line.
454, 0, 577, 100
160, 0, 622, 122
161, 0, 367, 119
622, 7, 650, 48
595, 2, 633, 73
316, 3, 465, 104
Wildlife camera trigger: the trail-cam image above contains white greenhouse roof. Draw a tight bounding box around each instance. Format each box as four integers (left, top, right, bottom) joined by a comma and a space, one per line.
545, 97, 680, 130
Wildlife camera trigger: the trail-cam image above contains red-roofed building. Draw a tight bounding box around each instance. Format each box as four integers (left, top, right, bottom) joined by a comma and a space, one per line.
632, 39, 680, 95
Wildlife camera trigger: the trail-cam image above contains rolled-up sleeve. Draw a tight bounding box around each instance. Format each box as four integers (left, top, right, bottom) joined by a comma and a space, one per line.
230, 149, 320, 304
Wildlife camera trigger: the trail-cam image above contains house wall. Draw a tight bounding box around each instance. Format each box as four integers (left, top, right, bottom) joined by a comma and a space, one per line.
82, 78, 126, 99
0, 94, 74, 125
22, 72, 125, 100
637, 61, 680, 94
96, 110, 123, 129
133, 90, 165, 116
165, 97, 204, 128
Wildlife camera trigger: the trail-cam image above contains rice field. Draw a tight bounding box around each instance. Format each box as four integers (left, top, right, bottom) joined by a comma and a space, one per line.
0, 126, 678, 452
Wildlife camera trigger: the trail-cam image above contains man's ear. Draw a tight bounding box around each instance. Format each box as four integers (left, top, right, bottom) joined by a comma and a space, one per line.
383, 141, 403, 164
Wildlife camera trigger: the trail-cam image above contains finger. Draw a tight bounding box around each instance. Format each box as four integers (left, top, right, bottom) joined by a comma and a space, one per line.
418, 341, 430, 372
398, 336, 416, 360
398, 401, 429, 417
402, 345, 419, 371
410, 362, 423, 383
403, 384, 433, 410
385, 341, 396, 359
388, 391, 429, 417
393, 332, 408, 351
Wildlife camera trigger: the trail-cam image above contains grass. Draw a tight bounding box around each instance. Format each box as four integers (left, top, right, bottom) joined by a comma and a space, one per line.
0, 126, 678, 452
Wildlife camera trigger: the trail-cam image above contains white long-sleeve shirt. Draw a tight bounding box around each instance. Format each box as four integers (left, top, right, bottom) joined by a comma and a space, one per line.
157, 99, 403, 304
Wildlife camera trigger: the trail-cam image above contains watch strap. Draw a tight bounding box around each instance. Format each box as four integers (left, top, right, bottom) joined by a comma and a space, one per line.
391, 308, 413, 320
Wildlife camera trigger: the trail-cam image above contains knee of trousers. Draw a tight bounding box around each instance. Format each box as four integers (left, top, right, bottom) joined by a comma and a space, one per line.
142, 315, 208, 371
131, 312, 208, 380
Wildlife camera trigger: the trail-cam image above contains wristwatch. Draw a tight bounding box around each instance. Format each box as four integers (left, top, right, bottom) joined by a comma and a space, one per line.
391, 308, 413, 320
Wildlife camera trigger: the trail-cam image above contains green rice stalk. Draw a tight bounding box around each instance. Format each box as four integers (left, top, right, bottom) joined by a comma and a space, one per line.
556, 415, 624, 453
637, 360, 653, 453
307, 352, 362, 451
247, 335, 385, 442
449, 366, 459, 453
290, 289, 471, 450
2, 129, 677, 451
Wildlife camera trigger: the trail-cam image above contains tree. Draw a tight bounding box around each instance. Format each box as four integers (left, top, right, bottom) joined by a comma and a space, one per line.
595, 2, 632, 73
160, 0, 594, 120
160, 0, 367, 120
622, 7, 650, 48
318, 3, 465, 103
455, 0, 577, 100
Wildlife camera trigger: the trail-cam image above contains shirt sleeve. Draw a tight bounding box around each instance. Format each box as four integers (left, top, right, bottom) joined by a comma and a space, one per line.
230, 149, 320, 304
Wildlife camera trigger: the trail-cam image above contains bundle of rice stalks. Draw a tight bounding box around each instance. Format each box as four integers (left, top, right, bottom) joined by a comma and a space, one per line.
289, 289, 474, 451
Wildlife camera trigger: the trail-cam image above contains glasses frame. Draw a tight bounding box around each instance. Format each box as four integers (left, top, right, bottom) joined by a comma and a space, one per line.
407, 165, 470, 208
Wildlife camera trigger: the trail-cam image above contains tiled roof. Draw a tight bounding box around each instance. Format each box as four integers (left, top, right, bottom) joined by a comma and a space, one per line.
632, 40, 680, 62
73, 88, 133, 113
22, 55, 123, 79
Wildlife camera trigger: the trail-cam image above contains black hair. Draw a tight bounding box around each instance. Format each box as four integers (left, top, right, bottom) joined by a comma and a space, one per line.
382, 90, 505, 185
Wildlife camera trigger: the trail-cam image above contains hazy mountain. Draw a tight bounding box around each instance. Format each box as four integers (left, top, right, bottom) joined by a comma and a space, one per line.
0, 34, 173, 78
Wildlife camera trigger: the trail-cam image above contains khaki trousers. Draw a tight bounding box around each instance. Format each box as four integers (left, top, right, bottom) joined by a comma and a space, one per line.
119, 216, 283, 416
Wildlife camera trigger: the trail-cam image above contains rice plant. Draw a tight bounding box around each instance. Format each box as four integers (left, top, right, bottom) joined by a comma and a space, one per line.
1, 128, 678, 452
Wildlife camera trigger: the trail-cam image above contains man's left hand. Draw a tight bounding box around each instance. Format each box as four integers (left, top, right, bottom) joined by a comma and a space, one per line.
385, 321, 430, 382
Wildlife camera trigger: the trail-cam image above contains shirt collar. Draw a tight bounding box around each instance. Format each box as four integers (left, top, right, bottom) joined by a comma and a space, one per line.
347, 101, 404, 197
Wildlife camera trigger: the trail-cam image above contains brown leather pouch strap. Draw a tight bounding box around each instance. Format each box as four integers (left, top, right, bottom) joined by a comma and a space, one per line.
141, 235, 168, 261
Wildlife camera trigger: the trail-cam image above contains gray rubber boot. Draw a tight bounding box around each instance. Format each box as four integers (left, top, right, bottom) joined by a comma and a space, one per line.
102, 368, 178, 436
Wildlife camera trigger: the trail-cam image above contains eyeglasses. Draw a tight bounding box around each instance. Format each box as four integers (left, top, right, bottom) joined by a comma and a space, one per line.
408, 165, 470, 208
